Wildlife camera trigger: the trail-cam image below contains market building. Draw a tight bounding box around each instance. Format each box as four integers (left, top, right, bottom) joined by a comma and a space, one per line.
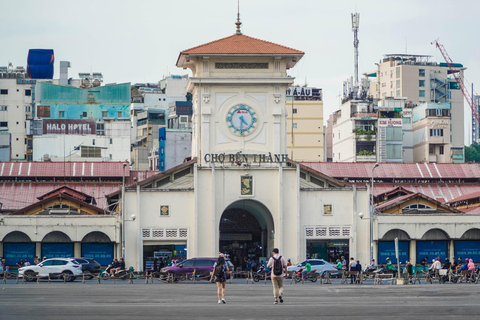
106, 20, 370, 271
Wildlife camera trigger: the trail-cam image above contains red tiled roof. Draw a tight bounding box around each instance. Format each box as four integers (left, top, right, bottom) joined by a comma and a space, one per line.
460, 206, 480, 213
375, 192, 461, 213
300, 162, 480, 180
0, 162, 130, 178
371, 183, 480, 202
0, 182, 121, 212
180, 34, 304, 55
446, 191, 480, 204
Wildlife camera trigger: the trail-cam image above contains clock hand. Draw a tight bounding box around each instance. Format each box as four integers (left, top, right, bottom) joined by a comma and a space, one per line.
240, 116, 248, 126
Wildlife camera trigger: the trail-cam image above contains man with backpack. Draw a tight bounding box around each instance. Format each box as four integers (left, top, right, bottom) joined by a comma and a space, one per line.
266, 248, 287, 305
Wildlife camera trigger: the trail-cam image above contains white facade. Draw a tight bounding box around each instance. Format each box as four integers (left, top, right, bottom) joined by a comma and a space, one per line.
0, 75, 34, 160
32, 121, 131, 162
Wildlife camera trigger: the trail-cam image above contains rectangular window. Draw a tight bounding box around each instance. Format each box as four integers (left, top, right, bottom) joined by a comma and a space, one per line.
439, 146, 444, 155
419, 69, 425, 77
430, 129, 444, 137
0, 89, 8, 95
292, 108, 297, 114
117, 111, 122, 118
419, 80, 425, 87
37, 105, 51, 118
396, 90, 400, 97
109, 154, 112, 160
386, 144, 402, 160
102, 111, 108, 118
396, 67, 400, 78
419, 90, 425, 97
59, 111, 65, 118
0, 121, 7, 127
82, 112, 87, 118
25, 106, 31, 112
0, 106, 7, 111
292, 123, 297, 129
396, 80, 400, 88
92, 139, 95, 145
96, 123, 105, 135
109, 138, 113, 144
80, 146, 102, 158
25, 89, 31, 96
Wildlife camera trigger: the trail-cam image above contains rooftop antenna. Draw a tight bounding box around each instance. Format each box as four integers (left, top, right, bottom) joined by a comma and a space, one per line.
235, 0, 242, 35
351, 11, 360, 99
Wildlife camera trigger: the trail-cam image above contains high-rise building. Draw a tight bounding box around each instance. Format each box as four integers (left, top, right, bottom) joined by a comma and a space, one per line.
367, 54, 465, 162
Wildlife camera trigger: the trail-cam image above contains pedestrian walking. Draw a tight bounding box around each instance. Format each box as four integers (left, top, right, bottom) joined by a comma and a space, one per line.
266, 248, 287, 305
210, 254, 230, 304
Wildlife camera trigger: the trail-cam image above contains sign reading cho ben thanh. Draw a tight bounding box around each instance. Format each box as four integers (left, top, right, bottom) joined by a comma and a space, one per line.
204, 153, 288, 164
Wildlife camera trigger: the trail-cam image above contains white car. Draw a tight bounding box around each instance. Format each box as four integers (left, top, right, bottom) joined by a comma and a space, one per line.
287, 259, 337, 274
18, 258, 83, 282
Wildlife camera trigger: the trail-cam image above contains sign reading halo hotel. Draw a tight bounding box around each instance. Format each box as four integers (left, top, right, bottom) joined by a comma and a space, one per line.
226, 104, 257, 135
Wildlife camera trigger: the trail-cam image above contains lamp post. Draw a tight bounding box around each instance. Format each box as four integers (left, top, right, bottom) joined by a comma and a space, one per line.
122, 163, 127, 259
370, 162, 379, 262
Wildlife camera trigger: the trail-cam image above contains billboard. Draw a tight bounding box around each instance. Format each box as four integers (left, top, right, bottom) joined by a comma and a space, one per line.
378, 241, 409, 264
42, 119, 96, 135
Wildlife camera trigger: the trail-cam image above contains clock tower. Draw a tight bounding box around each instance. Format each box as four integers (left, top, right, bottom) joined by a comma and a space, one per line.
176, 19, 304, 166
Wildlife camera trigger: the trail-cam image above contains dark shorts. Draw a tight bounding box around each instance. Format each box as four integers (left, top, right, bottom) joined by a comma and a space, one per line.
214, 276, 226, 283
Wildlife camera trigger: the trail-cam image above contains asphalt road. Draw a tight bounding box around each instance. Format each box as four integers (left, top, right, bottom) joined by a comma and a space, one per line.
1, 278, 479, 319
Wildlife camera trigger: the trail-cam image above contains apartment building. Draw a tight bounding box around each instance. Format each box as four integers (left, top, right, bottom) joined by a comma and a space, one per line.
368, 54, 465, 162
0, 65, 34, 160
412, 102, 452, 163
286, 87, 324, 161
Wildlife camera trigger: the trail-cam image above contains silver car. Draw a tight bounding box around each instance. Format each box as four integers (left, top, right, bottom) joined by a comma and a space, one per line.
18, 258, 83, 282
287, 259, 337, 274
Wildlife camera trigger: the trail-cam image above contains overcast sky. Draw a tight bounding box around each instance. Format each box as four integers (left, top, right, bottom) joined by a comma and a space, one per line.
1, 0, 479, 143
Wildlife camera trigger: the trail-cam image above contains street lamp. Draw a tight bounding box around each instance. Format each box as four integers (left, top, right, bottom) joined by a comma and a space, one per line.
370, 163, 380, 262
121, 163, 127, 259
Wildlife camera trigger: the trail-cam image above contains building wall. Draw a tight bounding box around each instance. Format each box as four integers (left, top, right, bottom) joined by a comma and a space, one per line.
286, 98, 324, 161
0, 78, 33, 160
165, 130, 191, 170
32, 121, 131, 162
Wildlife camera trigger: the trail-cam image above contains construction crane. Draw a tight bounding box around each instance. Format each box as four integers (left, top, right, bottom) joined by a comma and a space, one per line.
432, 40, 480, 128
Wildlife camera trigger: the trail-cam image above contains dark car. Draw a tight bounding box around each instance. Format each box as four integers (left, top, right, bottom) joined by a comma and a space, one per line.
160, 258, 233, 277
71, 257, 101, 277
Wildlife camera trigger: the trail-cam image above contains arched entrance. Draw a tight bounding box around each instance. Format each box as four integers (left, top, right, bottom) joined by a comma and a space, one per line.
81, 232, 114, 266
219, 200, 274, 269
41, 231, 73, 259
3, 231, 34, 267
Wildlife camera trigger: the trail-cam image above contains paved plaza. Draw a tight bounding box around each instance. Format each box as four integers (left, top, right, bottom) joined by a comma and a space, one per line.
1, 278, 480, 319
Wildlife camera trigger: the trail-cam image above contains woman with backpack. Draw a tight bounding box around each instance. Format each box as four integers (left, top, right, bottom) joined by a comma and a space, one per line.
210, 254, 230, 304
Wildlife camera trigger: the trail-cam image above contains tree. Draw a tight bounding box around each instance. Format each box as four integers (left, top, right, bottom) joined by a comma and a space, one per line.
465, 144, 480, 163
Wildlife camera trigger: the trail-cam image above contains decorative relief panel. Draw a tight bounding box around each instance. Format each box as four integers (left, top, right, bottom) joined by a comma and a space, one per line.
215, 63, 268, 69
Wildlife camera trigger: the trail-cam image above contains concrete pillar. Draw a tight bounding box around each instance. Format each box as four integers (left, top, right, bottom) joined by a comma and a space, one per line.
410, 240, 417, 265
74, 242, 81, 257
36, 242, 41, 258
449, 240, 455, 261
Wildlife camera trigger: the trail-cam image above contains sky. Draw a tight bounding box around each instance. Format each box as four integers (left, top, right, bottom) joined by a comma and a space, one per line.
1, 0, 479, 143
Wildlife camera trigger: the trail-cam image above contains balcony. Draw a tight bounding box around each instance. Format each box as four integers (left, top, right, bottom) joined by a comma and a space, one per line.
356, 154, 377, 162
356, 134, 376, 142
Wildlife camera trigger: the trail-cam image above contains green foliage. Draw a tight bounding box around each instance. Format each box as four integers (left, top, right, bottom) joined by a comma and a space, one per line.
186, 92, 192, 102
465, 143, 480, 163
353, 127, 377, 136
394, 112, 402, 118
356, 150, 374, 156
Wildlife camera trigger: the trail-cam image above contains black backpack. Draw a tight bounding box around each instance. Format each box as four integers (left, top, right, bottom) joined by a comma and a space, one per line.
272, 256, 283, 276
214, 264, 224, 278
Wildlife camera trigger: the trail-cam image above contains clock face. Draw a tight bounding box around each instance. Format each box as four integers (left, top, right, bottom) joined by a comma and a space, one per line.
226, 104, 257, 135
